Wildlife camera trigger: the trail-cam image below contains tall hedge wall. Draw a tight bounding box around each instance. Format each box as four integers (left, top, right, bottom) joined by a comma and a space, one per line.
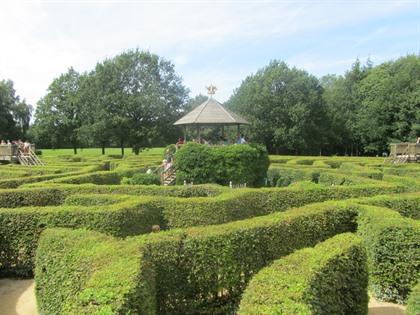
0, 181, 405, 276
137, 202, 358, 314
35, 201, 358, 315
0, 184, 225, 208
238, 233, 368, 315
0, 198, 164, 276
35, 228, 156, 315
357, 205, 420, 303
174, 143, 270, 187
356, 192, 420, 219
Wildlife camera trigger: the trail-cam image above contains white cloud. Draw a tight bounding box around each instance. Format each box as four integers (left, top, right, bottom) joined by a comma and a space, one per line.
0, 0, 417, 106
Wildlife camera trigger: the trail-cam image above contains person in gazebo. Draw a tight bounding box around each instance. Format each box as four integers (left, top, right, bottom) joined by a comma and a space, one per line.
176, 137, 184, 149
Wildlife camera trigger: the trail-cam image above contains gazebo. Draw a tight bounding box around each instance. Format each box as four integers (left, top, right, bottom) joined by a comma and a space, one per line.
174, 85, 249, 142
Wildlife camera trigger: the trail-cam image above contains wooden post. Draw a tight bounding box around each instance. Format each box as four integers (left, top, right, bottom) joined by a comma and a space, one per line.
184, 126, 187, 142
197, 125, 201, 143
237, 124, 240, 140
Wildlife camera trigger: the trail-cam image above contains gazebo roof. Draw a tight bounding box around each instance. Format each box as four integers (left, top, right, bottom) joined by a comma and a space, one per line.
174, 97, 249, 126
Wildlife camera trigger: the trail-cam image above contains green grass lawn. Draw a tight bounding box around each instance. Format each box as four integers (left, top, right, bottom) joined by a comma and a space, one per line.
40, 147, 165, 157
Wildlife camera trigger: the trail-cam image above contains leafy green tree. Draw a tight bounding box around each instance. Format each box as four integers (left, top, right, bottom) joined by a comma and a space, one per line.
0, 79, 32, 141
92, 49, 189, 155
356, 55, 420, 153
321, 59, 371, 155
32, 68, 84, 153
227, 61, 328, 154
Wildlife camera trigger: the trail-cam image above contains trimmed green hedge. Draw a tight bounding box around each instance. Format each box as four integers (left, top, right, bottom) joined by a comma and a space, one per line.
63, 194, 131, 206
175, 143, 270, 187
0, 163, 110, 188
35, 228, 156, 315
0, 198, 164, 276
161, 182, 404, 228
0, 181, 406, 276
407, 282, 420, 315
0, 187, 66, 208
356, 192, 420, 219
47, 171, 122, 185
35, 202, 358, 314
122, 172, 161, 185
357, 205, 420, 303
137, 201, 358, 314
238, 233, 368, 315
0, 184, 225, 208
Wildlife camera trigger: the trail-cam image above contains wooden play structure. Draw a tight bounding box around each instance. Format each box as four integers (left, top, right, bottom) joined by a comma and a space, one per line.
0, 144, 44, 166
389, 142, 420, 164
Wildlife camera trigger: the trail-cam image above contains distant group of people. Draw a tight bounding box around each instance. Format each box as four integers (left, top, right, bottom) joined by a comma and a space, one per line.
173, 134, 247, 147
0, 139, 31, 154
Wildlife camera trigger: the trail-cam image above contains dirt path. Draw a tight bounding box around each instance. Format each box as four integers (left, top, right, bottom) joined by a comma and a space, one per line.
0, 279, 38, 315
0, 278, 407, 315
369, 296, 406, 315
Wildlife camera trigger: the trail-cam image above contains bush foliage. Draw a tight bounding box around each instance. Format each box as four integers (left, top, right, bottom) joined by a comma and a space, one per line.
0, 152, 419, 314
35, 202, 358, 314
121, 172, 161, 185
357, 205, 420, 303
238, 233, 368, 315
174, 143, 270, 187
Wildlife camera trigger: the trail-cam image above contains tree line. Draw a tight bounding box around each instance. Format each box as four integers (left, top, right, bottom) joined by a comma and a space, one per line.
227, 55, 419, 155
1, 49, 418, 155
0, 80, 32, 142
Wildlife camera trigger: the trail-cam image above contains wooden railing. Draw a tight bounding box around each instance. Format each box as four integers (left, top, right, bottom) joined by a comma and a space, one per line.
161, 165, 176, 186
17, 148, 44, 166
390, 142, 420, 163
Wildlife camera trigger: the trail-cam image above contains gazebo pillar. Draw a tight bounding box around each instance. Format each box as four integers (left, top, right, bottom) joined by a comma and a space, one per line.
197, 125, 201, 142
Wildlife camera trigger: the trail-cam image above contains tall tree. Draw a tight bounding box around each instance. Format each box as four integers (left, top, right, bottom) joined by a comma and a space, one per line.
227, 61, 328, 155
0, 79, 32, 141
356, 55, 420, 153
32, 68, 84, 153
92, 49, 189, 155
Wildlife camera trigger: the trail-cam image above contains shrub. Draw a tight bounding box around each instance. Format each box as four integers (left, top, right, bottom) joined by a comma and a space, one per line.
238, 233, 368, 315
357, 205, 420, 303
49, 171, 121, 185
356, 192, 420, 219
35, 228, 156, 315
407, 282, 420, 315
318, 172, 351, 186
138, 202, 358, 314
295, 159, 315, 165
175, 143, 269, 187
63, 194, 130, 206
122, 173, 161, 185
0, 187, 66, 208
0, 197, 165, 276
161, 183, 403, 229
3, 184, 225, 208
276, 174, 292, 187
0, 178, 405, 276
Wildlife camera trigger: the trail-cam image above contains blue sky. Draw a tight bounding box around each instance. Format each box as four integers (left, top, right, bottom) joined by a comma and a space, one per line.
0, 0, 419, 105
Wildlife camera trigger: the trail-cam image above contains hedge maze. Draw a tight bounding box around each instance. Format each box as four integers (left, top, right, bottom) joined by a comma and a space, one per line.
0, 151, 419, 314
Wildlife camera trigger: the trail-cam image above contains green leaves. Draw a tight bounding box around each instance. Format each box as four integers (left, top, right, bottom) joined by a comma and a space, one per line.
238, 233, 368, 315
227, 60, 327, 155
0, 79, 32, 140
174, 143, 269, 187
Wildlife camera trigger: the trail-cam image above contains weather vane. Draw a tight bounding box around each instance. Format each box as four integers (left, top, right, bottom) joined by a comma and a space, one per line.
206, 84, 217, 97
